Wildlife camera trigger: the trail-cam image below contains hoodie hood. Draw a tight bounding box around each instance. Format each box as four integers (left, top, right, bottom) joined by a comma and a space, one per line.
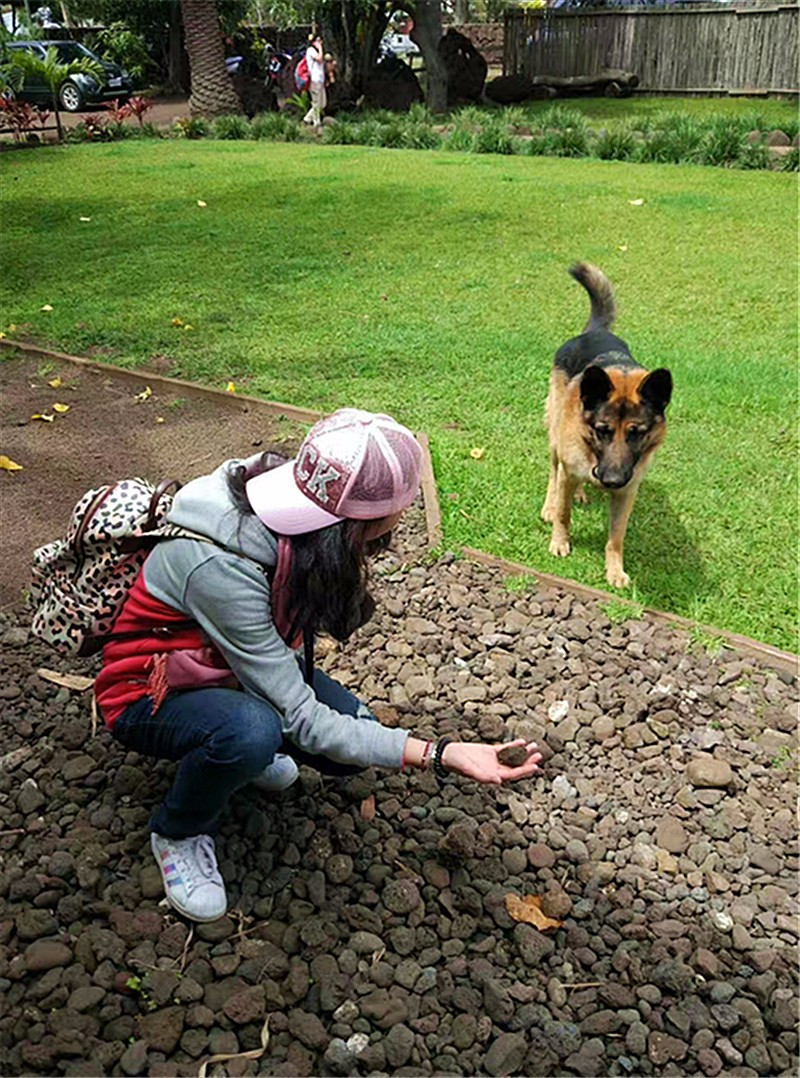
166, 455, 278, 568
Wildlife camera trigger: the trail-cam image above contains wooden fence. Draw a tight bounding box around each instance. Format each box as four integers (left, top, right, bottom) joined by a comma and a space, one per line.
504, 4, 799, 95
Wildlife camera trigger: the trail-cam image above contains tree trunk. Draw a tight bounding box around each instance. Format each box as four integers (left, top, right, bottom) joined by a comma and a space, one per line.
318, 1, 393, 99
167, 0, 190, 95
409, 1, 447, 113
179, 0, 240, 117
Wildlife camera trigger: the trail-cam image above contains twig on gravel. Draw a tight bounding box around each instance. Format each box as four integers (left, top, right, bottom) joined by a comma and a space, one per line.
37, 668, 95, 691
0, 828, 25, 837
197, 1014, 270, 1077
178, 924, 194, 974
91, 695, 98, 737
561, 981, 604, 989
393, 858, 423, 883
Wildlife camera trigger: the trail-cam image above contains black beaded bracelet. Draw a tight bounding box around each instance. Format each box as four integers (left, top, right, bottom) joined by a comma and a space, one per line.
432, 737, 453, 781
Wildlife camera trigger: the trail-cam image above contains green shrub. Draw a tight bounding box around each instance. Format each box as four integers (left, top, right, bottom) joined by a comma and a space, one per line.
594, 122, 637, 161
699, 115, 750, 167
252, 111, 289, 140
402, 122, 441, 150
321, 119, 360, 145
500, 105, 527, 130
135, 121, 162, 139
636, 112, 703, 164
780, 145, 799, 171
473, 121, 515, 155
538, 104, 589, 133
452, 105, 484, 132
544, 125, 589, 157
213, 114, 251, 140
407, 102, 434, 124
172, 116, 208, 140
374, 120, 406, 148
736, 141, 771, 170
445, 127, 474, 152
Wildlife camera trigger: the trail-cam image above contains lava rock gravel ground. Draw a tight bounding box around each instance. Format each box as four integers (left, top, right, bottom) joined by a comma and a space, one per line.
0, 512, 797, 1077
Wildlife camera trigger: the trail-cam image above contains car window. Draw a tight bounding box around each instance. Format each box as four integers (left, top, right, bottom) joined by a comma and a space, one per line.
54, 42, 96, 63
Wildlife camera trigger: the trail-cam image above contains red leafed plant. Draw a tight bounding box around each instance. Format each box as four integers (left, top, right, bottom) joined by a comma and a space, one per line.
0, 97, 39, 140
104, 98, 132, 125
127, 95, 155, 126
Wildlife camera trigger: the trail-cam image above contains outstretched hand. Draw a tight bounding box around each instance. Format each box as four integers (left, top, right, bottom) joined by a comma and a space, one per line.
441, 738, 542, 786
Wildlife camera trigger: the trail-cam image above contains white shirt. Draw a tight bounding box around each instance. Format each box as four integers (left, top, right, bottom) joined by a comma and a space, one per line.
306, 45, 325, 85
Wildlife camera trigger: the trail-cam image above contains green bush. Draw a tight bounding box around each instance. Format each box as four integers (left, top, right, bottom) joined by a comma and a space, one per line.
213, 114, 252, 140
321, 119, 361, 145
407, 102, 435, 124
780, 145, 799, 171
636, 112, 703, 164
452, 105, 484, 132
445, 127, 474, 152
736, 141, 771, 170
699, 115, 750, 167
374, 121, 406, 149
538, 104, 589, 133
594, 122, 637, 161
172, 116, 208, 140
473, 121, 515, 155
402, 122, 441, 150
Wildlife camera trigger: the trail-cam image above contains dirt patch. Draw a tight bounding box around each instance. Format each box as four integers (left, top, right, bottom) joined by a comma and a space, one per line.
0, 352, 308, 608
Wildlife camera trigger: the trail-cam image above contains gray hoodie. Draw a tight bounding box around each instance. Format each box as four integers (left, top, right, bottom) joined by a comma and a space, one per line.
143, 456, 408, 769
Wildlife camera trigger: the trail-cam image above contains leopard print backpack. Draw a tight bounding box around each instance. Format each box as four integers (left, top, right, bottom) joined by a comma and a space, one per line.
30, 478, 183, 657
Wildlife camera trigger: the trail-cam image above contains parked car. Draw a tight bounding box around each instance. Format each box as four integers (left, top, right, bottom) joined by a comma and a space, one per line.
4, 40, 132, 111
380, 31, 420, 59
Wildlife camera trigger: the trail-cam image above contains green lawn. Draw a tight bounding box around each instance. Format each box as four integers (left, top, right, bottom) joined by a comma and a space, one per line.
1, 139, 796, 650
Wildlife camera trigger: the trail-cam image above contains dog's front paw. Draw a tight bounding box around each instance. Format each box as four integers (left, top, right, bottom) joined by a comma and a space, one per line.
574, 484, 588, 505
607, 566, 631, 589
549, 536, 571, 558
540, 502, 555, 523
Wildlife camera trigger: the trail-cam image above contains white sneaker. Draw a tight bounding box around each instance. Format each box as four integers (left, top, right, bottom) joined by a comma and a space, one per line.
250, 752, 299, 793
150, 832, 227, 923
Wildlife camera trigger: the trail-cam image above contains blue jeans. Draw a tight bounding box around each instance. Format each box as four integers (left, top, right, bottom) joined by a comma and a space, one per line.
112, 666, 375, 839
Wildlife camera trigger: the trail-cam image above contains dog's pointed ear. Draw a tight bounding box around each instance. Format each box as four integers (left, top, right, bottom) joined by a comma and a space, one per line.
580, 365, 613, 412
639, 368, 672, 415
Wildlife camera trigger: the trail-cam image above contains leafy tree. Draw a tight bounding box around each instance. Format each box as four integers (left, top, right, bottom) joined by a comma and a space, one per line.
4, 44, 103, 141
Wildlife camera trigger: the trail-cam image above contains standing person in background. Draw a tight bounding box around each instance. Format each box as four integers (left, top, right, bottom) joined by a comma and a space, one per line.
303, 33, 326, 128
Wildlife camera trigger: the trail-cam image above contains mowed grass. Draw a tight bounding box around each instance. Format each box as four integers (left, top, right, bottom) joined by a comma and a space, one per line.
0, 140, 796, 649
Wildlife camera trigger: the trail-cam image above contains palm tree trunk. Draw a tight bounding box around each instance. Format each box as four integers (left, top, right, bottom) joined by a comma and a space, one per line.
179, 0, 240, 117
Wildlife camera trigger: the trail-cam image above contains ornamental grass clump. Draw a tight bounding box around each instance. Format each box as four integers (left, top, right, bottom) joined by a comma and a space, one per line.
212, 114, 252, 140
636, 112, 703, 164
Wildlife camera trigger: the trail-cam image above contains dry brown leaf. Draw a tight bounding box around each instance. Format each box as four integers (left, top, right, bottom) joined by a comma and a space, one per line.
360, 794, 376, 821
505, 893, 563, 932
197, 1014, 269, 1078
37, 668, 95, 692
0, 455, 23, 471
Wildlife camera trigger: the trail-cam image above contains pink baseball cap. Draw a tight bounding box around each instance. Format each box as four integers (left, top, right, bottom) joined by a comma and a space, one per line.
246, 408, 423, 535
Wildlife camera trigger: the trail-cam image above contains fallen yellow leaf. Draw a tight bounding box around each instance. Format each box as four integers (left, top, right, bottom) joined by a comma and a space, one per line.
52, 403, 70, 414
225, 381, 236, 394
156, 416, 165, 424
171, 317, 184, 327
79, 216, 92, 222
0, 455, 23, 471
505, 893, 563, 932
31, 413, 55, 422
134, 386, 152, 402
48, 376, 62, 388
628, 198, 644, 206
617, 244, 628, 252
40, 304, 53, 312
469, 447, 485, 460
0, 332, 5, 340
197, 200, 207, 207
183, 324, 194, 331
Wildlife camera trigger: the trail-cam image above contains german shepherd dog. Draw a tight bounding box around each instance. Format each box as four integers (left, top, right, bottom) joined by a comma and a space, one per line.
541, 263, 672, 589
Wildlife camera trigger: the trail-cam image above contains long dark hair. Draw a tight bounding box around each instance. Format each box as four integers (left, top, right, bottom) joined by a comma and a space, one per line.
227, 455, 390, 641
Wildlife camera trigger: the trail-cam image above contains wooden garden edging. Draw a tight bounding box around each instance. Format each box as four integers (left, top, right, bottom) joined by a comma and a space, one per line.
1, 338, 797, 678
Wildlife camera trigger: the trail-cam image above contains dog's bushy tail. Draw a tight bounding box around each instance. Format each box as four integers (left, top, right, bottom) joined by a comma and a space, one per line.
569, 262, 616, 332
